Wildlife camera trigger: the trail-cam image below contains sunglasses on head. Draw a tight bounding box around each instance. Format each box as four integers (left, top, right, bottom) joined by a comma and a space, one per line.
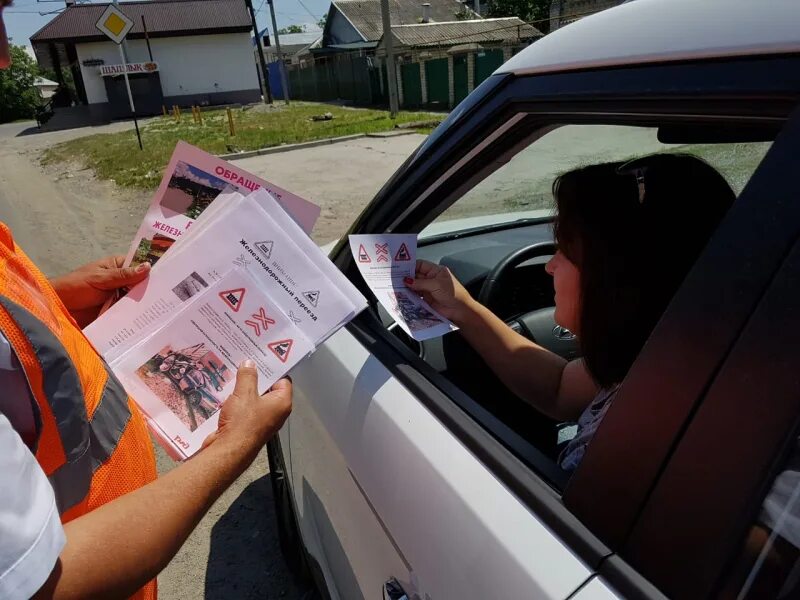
617, 157, 651, 204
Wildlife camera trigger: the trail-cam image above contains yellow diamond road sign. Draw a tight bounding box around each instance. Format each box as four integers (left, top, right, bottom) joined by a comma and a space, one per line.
95, 5, 134, 45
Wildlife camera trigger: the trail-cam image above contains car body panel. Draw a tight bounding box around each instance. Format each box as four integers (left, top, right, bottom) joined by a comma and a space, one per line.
498, 0, 800, 77
285, 327, 594, 599
277, 1, 800, 598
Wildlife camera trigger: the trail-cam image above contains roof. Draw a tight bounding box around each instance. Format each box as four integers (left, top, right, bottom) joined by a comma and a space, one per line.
388, 18, 541, 48
332, 0, 479, 42
30, 0, 252, 44
34, 77, 58, 87
500, 0, 800, 76
253, 29, 322, 47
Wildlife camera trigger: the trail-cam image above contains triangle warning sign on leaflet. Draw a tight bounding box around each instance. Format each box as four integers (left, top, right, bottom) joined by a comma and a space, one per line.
219, 288, 246, 312
255, 240, 273, 260
268, 339, 294, 363
394, 242, 411, 262
358, 244, 371, 263
302, 290, 320, 307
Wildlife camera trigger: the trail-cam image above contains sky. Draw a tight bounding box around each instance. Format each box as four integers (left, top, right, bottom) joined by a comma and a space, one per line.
4, 0, 330, 51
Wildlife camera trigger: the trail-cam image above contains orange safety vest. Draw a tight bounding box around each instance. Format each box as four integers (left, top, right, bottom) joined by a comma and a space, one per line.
0, 223, 158, 599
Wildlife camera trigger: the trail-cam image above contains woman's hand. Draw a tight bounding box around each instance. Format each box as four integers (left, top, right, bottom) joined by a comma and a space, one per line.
50, 256, 151, 328
202, 361, 292, 454
404, 259, 475, 324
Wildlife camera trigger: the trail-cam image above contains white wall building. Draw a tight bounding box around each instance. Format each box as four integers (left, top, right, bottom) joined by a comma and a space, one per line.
31, 0, 260, 124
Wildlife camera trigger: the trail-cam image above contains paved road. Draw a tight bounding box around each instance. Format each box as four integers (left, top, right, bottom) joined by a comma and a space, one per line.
0, 121, 424, 599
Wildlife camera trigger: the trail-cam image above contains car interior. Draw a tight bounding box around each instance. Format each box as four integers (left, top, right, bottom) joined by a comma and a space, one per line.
368, 119, 775, 488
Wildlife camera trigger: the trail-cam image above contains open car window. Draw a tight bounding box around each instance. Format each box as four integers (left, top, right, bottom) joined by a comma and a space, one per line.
430, 124, 770, 230
390, 120, 774, 488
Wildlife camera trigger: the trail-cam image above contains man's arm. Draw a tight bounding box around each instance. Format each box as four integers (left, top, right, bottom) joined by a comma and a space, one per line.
34, 366, 290, 600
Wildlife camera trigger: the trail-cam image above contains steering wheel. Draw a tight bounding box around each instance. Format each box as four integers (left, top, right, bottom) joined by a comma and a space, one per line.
477, 242, 579, 360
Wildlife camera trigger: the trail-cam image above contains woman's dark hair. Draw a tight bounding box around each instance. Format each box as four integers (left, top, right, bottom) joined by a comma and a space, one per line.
553, 153, 735, 388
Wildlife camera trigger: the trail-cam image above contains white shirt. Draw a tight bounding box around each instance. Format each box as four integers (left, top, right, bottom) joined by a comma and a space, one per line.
0, 334, 65, 599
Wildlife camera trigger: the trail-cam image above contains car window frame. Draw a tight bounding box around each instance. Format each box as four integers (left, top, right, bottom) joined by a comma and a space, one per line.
336, 55, 800, 595
601, 106, 800, 600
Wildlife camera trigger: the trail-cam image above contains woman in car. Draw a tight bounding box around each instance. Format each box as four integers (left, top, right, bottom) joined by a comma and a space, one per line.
406, 153, 735, 471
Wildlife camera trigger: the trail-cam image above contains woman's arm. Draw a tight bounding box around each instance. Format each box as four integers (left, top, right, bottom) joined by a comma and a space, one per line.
408, 261, 597, 421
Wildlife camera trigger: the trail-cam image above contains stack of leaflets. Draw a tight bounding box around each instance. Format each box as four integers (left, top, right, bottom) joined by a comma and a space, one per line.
87, 143, 366, 460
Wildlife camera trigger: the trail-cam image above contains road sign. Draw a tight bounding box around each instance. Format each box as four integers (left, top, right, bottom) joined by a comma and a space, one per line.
95, 5, 134, 45
95, 4, 143, 150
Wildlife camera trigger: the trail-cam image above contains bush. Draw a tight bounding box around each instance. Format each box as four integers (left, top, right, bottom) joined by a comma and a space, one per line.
0, 45, 41, 123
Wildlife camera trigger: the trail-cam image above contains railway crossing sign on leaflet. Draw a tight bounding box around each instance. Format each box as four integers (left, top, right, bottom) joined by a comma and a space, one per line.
394, 242, 411, 261
219, 287, 246, 312
358, 244, 371, 263
269, 339, 294, 363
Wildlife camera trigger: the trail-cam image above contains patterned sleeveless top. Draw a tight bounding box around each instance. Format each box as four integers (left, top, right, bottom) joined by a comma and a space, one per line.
559, 386, 620, 471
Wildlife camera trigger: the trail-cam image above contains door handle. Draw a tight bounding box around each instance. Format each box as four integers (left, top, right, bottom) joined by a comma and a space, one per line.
383, 577, 409, 600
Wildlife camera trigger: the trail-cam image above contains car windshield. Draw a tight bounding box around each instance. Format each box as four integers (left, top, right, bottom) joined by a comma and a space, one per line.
425, 124, 771, 234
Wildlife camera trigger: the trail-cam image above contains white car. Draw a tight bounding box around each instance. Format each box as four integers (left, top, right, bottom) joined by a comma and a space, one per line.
267, 1, 800, 598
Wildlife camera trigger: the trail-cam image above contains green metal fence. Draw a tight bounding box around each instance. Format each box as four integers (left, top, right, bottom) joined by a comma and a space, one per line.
425, 58, 449, 108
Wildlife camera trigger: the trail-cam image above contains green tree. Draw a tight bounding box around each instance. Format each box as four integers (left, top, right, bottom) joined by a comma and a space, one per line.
277, 24, 305, 34
317, 14, 327, 29
486, 0, 551, 33
0, 44, 41, 123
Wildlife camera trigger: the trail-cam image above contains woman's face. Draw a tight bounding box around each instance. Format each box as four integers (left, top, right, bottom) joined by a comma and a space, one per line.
545, 250, 581, 334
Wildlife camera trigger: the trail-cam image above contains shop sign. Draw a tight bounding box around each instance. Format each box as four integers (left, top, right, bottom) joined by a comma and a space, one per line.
99, 62, 159, 76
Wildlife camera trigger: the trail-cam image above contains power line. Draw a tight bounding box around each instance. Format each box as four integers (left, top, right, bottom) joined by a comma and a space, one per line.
294, 0, 322, 21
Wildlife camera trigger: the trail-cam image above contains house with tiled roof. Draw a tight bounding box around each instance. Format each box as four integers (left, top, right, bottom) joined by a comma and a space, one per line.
318, 0, 479, 54
30, 0, 260, 128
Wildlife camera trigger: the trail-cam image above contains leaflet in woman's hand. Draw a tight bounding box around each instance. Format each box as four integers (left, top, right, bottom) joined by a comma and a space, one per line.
86, 192, 365, 363
349, 234, 457, 341
111, 267, 313, 459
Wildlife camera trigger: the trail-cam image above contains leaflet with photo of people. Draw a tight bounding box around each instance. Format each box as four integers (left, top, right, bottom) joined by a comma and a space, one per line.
113, 268, 314, 459
349, 234, 457, 341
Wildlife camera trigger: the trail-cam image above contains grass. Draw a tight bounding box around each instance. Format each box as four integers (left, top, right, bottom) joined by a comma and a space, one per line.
41, 102, 440, 189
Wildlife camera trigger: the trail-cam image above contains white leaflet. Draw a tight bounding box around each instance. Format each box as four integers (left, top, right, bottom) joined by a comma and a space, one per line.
87, 194, 362, 362
112, 268, 313, 459
349, 234, 457, 341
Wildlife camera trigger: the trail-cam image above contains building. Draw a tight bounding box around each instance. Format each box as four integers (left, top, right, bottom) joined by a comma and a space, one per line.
33, 76, 59, 99
376, 17, 541, 108
549, 0, 626, 30
253, 29, 322, 65
318, 0, 479, 57
30, 0, 260, 127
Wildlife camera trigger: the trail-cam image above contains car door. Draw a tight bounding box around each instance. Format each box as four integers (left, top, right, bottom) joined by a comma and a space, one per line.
284, 56, 800, 600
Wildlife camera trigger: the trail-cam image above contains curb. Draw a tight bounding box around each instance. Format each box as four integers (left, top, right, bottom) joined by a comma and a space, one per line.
218, 129, 423, 161
218, 134, 364, 161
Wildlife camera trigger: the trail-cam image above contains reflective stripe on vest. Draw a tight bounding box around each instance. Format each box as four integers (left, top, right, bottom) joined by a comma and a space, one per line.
0, 295, 132, 513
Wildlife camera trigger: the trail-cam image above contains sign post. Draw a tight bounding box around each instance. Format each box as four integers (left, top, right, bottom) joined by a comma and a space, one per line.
95, 4, 143, 150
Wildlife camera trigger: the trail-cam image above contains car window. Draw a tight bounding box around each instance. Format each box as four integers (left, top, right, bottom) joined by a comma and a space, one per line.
427, 124, 770, 229
410, 121, 772, 485
718, 439, 800, 599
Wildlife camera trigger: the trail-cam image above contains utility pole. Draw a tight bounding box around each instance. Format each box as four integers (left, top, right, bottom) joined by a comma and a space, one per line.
245, 0, 272, 103
380, 0, 399, 117
267, 0, 290, 104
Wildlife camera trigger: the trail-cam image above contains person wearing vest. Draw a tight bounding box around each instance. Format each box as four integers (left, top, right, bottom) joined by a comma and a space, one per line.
0, 11, 293, 598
